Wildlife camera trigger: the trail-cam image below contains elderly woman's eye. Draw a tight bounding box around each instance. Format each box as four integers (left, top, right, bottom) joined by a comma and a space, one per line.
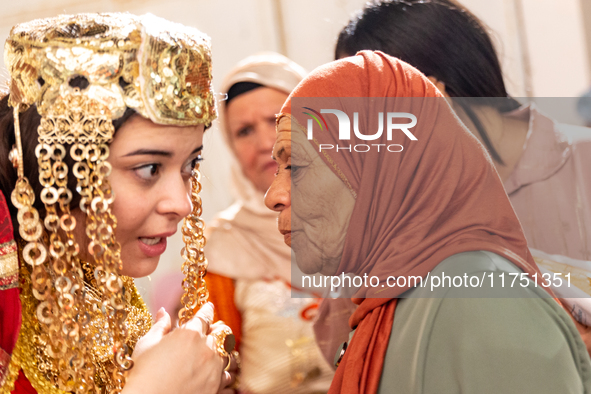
287, 165, 302, 175
134, 164, 160, 180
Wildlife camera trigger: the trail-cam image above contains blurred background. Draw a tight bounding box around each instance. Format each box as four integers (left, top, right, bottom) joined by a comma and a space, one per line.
2, 0, 590, 305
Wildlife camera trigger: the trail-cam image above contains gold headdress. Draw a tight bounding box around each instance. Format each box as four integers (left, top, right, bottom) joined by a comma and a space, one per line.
4, 13, 218, 393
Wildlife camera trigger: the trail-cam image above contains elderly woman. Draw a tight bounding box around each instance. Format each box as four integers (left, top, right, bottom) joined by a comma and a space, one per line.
204, 53, 335, 393
328, 0, 591, 356
265, 51, 591, 393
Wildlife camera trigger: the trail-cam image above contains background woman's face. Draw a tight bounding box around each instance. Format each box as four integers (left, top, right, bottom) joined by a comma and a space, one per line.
104, 115, 204, 277
225, 87, 288, 192
265, 117, 355, 275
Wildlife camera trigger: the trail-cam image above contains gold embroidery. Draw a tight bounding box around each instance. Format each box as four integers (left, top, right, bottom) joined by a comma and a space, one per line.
0, 241, 18, 290
0, 348, 10, 388
6, 13, 216, 128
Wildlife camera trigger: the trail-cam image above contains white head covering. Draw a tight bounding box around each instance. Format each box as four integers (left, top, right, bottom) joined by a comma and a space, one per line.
205, 52, 306, 282
219, 52, 307, 120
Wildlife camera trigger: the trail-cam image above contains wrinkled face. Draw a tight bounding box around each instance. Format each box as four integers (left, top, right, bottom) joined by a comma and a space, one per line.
264, 116, 355, 275
225, 87, 288, 192
102, 115, 204, 277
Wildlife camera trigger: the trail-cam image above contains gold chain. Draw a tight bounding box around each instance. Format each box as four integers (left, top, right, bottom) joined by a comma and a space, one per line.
10, 91, 133, 393
178, 164, 209, 325
9, 90, 212, 391
0, 256, 151, 394
36, 137, 94, 392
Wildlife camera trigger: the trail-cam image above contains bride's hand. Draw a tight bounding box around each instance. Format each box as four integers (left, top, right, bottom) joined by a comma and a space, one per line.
217, 351, 239, 394
124, 303, 225, 394
209, 322, 239, 393
131, 307, 172, 360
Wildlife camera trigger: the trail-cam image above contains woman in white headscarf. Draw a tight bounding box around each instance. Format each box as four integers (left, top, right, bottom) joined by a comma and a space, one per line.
205, 53, 335, 394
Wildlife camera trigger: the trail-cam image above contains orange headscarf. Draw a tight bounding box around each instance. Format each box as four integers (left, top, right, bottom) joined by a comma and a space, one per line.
280, 51, 546, 393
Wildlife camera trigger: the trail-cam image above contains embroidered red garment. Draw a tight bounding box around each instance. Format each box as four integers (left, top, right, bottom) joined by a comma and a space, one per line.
0, 190, 24, 390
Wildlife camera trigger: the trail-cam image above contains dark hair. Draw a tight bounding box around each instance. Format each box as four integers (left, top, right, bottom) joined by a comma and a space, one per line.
226, 82, 263, 105
0, 93, 135, 236
335, 0, 522, 164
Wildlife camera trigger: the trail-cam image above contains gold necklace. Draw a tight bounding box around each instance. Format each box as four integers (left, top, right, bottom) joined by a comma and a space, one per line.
0, 257, 152, 394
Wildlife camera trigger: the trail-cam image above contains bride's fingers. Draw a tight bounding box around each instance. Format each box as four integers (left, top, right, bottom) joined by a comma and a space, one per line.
132, 308, 171, 359
223, 353, 238, 373
152, 308, 172, 335
209, 320, 225, 334
209, 323, 231, 336
182, 302, 214, 335
218, 370, 233, 393
208, 324, 236, 358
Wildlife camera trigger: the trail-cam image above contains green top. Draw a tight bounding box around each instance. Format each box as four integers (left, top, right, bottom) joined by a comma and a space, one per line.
374, 251, 591, 394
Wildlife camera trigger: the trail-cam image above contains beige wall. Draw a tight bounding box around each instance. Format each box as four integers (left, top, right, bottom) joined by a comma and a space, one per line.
460, 0, 590, 122
1, 0, 589, 304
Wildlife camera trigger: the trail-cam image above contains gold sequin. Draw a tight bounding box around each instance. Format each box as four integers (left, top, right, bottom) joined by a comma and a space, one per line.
5, 13, 216, 127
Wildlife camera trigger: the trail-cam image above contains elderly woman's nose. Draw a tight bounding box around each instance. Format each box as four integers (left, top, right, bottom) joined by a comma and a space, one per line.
265, 175, 290, 212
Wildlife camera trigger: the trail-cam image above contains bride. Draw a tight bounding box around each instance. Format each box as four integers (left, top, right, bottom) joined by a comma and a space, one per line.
0, 12, 233, 394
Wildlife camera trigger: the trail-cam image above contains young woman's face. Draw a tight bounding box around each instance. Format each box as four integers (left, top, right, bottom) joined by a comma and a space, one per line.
225, 87, 288, 193
105, 115, 204, 277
